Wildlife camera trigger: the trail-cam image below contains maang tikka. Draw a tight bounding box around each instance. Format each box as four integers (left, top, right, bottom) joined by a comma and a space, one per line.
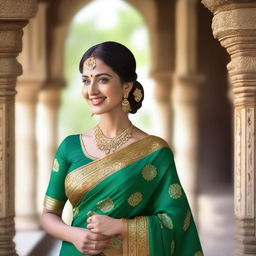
84, 55, 96, 70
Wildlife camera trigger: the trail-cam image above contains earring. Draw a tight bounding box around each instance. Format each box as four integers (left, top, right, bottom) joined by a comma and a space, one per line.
122, 92, 131, 113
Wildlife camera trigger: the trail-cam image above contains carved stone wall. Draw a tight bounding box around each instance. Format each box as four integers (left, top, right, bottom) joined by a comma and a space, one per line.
0, 0, 37, 254
202, 0, 256, 254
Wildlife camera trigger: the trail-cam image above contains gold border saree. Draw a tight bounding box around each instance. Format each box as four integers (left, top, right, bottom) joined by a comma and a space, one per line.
44, 135, 203, 256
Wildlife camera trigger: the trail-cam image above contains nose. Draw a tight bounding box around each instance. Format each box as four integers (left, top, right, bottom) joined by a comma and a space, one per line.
88, 79, 99, 95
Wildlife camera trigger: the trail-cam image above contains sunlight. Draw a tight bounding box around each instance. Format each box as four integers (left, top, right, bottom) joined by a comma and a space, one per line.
74, 0, 127, 29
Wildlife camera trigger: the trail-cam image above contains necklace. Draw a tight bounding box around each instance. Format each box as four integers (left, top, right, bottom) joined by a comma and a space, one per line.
93, 124, 133, 155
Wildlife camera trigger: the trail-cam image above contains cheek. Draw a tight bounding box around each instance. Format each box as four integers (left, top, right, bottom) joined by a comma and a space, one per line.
81, 86, 88, 99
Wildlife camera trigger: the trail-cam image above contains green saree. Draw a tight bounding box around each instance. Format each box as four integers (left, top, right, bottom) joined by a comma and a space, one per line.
44, 134, 203, 256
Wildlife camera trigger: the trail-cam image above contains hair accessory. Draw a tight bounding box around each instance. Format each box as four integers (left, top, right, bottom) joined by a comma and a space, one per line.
122, 92, 131, 113
94, 124, 133, 154
84, 56, 96, 70
133, 88, 142, 102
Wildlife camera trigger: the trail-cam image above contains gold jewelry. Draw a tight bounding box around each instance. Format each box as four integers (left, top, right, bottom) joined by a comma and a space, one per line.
133, 88, 142, 102
121, 91, 131, 113
93, 124, 133, 154
84, 56, 96, 70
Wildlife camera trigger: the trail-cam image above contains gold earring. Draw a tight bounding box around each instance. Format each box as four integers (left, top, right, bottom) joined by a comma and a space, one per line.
122, 92, 131, 113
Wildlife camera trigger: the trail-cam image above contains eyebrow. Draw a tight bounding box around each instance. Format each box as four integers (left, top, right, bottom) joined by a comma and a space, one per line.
82, 73, 113, 78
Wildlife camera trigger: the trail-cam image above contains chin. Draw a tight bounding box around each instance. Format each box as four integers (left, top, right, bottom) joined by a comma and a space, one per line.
91, 106, 123, 116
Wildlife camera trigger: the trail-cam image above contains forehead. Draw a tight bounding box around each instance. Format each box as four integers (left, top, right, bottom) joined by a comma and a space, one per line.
82, 58, 114, 76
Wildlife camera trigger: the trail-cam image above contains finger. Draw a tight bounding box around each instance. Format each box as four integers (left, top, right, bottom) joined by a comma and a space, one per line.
87, 223, 94, 230
88, 232, 110, 241
86, 241, 109, 250
83, 249, 103, 255
87, 217, 94, 223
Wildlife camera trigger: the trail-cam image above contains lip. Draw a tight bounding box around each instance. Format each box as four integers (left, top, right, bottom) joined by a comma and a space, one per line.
89, 97, 106, 106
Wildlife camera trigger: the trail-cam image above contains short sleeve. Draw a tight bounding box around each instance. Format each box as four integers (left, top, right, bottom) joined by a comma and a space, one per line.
43, 137, 70, 211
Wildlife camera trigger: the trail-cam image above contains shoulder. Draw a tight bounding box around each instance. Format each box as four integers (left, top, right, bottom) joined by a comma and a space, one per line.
57, 134, 80, 150
147, 135, 175, 160
147, 135, 170, 149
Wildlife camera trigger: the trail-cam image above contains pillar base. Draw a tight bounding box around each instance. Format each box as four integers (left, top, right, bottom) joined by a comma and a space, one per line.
0, 217, 17, 256
15, 215, 40, 231
235, 218, 256, 255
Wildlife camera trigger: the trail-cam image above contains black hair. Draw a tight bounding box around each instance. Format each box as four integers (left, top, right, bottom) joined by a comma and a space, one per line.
79, 41, 144, 114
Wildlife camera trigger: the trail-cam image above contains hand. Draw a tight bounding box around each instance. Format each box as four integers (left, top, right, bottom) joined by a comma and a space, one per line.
70, 226, 112, 255
87, 214, 122, 237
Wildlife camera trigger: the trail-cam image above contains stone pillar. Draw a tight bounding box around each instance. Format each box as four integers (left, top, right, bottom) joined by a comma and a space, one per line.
15, 84, 40, 230
15, 2, 47, 230
201, 0, 256, 254
173, 0, 204, 215
37, 85, 62, 215
151, 72, 173, 145
149, 0, 175, 146
0, 0, 37, 255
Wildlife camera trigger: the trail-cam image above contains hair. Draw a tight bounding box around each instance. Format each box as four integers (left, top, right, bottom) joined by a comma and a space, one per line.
79, 41, 144, 114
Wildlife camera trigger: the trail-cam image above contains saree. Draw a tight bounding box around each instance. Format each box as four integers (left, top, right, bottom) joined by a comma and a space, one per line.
44, 134, 203, 256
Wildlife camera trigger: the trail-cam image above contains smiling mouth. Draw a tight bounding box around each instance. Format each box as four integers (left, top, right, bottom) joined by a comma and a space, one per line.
90, 97, 106, 106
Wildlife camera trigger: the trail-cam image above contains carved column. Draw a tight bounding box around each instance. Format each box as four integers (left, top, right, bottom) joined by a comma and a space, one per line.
37, 84, 62, 214
0, 0, 37, 254
202, 0, 256, 254
15, 83, 40, 230
151, 72, 173, 145
149, 0, 175, 146
173, 0, 204, 215
15, 2, 47, 230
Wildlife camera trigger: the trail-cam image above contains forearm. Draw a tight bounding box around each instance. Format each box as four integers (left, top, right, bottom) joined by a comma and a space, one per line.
41, 211, 77, 243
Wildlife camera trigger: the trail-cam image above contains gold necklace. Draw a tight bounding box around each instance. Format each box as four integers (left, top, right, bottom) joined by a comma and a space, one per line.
93, 124, 133, 155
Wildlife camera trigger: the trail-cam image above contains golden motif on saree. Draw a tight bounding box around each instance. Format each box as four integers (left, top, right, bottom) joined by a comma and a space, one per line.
157, 213, 173, 229
128, 192, 143, 207
122, 216, 149, 256
183, 210, 191, 231
43, 195, 65, 211
52, 159, 60, 172
171, 240, 175, 255
168, 183, 182, 199
97, 198, 115, 213
195, 251, 204, 256
87, 210, 97, 217
65, 136, 169, 206
141, 164, 157, 181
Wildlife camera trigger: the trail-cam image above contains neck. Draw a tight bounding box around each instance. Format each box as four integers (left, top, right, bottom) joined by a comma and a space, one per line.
98, 110, 131, 138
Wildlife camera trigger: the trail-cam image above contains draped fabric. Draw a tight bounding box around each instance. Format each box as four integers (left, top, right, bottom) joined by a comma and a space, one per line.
44, 135, 203, 256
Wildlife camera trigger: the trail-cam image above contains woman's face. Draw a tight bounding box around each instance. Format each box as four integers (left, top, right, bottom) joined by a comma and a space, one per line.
81, 57, 129, 115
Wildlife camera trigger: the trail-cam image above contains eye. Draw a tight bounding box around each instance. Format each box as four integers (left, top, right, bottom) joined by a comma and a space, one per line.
98, 77, 109, 84
82, 78, 91, 86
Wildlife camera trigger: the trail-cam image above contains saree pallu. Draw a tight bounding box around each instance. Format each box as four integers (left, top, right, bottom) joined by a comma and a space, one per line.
44, 135, 203, 256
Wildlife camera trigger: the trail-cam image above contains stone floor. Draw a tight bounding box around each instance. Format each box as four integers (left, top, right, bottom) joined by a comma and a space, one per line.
15, 185, 234, 256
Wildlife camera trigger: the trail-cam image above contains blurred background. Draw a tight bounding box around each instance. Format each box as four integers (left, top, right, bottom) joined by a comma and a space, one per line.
14, 0, 234, 255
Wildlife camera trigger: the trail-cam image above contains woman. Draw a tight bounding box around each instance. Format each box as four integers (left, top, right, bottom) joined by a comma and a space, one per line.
41, 41, 203, 256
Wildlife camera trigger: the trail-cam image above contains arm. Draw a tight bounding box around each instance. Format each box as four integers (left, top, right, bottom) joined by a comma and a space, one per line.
41, 208, 112, 255
42, 137, 113, 255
